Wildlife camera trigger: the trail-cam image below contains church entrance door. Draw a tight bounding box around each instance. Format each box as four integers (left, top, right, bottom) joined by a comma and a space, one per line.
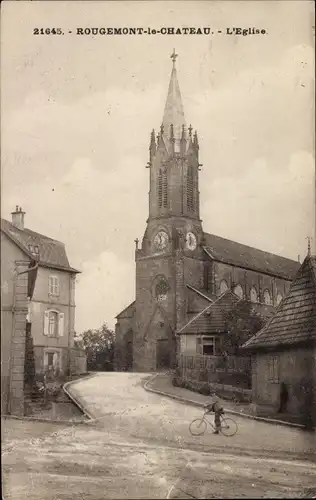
156, 339, 170, 370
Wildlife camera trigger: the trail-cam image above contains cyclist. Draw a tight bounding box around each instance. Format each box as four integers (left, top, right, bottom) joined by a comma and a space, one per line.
205, 392, 224, 434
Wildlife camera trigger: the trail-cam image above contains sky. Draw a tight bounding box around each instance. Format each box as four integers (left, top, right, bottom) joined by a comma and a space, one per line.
1, 1, 315, 332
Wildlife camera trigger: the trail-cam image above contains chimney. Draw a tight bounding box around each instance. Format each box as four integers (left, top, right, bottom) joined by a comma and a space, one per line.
11, 206, 25, 230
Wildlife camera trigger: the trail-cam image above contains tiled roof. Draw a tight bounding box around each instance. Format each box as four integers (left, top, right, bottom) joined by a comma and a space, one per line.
243, 256, 316, 350
203, 232, 300, 280
186, 284, 214, 302
1, 218, 79, 273
178, 290, 241, 334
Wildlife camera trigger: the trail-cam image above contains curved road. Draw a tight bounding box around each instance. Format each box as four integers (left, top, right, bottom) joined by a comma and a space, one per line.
3, 372, 316, 499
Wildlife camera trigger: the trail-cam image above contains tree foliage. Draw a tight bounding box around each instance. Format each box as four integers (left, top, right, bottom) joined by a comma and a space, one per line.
222, 300, 266, 355
75, 323, 115, 371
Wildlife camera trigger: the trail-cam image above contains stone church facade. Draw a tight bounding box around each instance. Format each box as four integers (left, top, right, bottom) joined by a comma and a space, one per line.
114, 54, 300, 373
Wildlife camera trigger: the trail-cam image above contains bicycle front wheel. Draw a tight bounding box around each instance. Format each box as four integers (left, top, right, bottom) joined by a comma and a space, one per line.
220, 417, 238, 437
189, 418, 207, 436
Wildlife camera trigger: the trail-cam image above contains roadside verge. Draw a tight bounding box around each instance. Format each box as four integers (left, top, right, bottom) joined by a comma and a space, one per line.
144, 373, 310, 430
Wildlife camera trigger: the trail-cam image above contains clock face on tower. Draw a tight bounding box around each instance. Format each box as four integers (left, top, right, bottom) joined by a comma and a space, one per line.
186, 232, 197, 251
153, 231, 169, 251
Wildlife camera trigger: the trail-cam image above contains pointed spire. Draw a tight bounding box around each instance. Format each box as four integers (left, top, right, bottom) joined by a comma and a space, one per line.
193, 130, 199, 149
162, 51, 186, 152
150, 129, 156, 148
149, 129, 156, 159
181, 124, 186, 141
306, 236, 312, 257
180, 124, 187, 156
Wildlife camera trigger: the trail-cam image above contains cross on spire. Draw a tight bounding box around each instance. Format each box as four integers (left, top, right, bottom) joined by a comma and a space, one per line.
170, 49, 178, 68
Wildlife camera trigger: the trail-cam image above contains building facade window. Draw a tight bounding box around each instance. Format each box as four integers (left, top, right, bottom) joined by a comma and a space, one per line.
158, 169, 163, 208
49, 276, 59, 296
155, 280, 169, 302
276, 292, 283, 306
199, 336, 221, 356
268, 356, 279, 383
44, 310, 64, 337
158, 168, 168, 209
187, 166, 194, 211
201, 336, 216, 356
48, 311, 58, 336
263, 289, 272, 305
162, 168, 168, 208
233, 284, 244, 299
250, 287, 258, 303
44, 349, 61, 378
220, 280, 228, 295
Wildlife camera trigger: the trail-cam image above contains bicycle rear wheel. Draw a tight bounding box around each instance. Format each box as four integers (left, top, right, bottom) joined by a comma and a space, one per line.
220, 417, 238, 437
189, 418, 207, 436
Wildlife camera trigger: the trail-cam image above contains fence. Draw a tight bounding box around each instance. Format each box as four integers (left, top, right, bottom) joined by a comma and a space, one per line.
178, 353, 251, 389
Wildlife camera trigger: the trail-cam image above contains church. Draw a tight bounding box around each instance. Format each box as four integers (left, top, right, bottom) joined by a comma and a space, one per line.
114, 52, 300, 373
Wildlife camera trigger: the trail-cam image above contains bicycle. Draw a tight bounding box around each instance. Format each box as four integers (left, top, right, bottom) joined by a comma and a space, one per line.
189, 407, 238, 437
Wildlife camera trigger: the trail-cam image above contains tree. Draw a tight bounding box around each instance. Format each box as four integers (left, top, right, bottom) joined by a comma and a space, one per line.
222, 300, 266, 356
75, 323, 116, 371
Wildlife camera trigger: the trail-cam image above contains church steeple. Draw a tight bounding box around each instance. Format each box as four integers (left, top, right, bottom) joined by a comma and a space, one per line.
147, 52, 200, 221
162, 49, 186, 153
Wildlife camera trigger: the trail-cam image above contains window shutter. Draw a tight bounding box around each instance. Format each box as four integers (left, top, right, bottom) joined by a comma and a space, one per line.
44, 311, 50, 335
55, 277, 59, 295
58, 312, 64, 337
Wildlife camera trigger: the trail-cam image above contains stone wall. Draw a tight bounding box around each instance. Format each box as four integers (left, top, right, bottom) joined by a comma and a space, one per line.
252, 345, 316, 425
70, 347, 87, 375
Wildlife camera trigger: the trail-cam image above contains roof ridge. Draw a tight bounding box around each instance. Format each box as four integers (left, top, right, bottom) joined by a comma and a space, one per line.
1, 218, 64, 244
203, 231, 299, 264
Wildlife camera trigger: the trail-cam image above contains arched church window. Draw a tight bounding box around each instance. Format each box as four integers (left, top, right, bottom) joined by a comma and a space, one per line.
276, 292, 283, 306
250, 287, 258, 303
155, 280, 169, 302
158, 169, 163, 208
220, 280, 228, 295
233, 284, 244, 299
162, 168, 168, 208
187, 166, 194, 211
263, 289, 272, 305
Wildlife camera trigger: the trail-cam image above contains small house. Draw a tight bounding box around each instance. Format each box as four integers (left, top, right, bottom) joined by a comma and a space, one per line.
243, 254, 316, 427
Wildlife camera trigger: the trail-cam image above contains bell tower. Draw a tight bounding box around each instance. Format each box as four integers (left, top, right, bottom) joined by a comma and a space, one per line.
148, 49, 201, 223
134, 51, 205, 372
